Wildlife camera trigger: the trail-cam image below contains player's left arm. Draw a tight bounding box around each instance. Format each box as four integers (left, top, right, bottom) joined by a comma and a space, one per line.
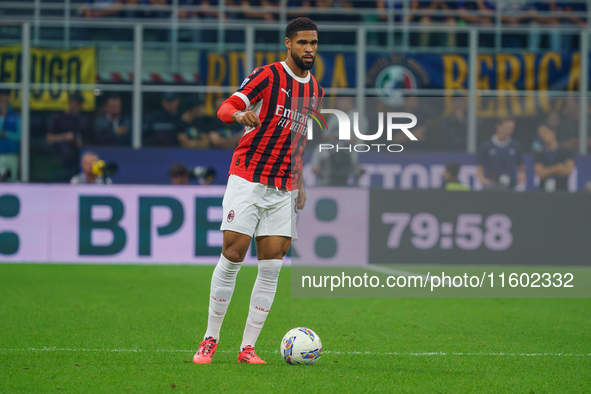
296, 86, 323, 209
296, 170, 306, 210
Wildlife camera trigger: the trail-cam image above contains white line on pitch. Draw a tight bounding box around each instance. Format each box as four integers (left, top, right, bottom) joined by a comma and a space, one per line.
1, 348, 589, 357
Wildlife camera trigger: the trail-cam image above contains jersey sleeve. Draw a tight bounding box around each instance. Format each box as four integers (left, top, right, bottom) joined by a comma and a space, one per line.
232, 67, 270, 109
317, 85, 325, 110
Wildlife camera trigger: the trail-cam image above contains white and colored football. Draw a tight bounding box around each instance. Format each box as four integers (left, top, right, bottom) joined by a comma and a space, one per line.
281, 327, 322, 365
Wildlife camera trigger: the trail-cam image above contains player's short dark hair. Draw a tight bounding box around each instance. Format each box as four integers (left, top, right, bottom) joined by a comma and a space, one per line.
445, 161, 461, 178
285, 17, 318, 40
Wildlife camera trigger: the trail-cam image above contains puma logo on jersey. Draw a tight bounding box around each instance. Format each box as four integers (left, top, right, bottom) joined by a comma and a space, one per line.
281, 88, 291, 97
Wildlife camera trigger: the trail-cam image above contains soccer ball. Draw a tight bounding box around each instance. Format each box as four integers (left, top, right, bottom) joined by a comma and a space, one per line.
281, 327, 322, 365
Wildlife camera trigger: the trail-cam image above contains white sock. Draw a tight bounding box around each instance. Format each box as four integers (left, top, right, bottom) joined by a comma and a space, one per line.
204, 254, 241, 341
240, 259, 282, 350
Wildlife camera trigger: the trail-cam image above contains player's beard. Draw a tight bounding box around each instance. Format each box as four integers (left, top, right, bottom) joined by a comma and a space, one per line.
291, 52, 315, 71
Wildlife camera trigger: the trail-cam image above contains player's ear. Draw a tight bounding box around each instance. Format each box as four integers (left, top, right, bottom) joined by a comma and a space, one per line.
284, 36, 290, 50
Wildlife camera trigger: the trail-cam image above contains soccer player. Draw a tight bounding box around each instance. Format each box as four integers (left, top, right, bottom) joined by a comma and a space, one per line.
193, 17, 324, 365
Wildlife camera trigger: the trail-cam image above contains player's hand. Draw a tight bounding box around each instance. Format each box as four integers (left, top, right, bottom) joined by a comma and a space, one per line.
296, 188, 306, 210
233, 111, 261, 128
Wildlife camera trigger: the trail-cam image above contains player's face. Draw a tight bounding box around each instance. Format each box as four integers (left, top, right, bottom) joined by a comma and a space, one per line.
287, 30, 318, 71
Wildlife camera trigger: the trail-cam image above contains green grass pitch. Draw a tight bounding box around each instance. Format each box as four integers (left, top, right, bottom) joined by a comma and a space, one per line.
1, 264, 590, 393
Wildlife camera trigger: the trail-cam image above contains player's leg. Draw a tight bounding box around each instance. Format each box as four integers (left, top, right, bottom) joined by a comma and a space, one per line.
194, 231, 252, 364
194, 174, 260, 364
206, 231, 252, 339
238, 235, 290, 364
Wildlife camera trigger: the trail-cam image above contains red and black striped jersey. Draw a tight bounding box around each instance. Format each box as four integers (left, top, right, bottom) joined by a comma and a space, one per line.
228, 61, 324, 191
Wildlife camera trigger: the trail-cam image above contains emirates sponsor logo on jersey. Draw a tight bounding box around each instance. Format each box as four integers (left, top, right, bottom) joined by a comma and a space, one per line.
275, 104, 311, 136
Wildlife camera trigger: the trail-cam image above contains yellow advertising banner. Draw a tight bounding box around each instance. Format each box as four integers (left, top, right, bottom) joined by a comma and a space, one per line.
0, 45, 96, 111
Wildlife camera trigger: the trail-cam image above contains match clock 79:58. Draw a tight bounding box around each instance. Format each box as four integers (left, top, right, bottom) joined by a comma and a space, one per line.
381, 213, 513, 251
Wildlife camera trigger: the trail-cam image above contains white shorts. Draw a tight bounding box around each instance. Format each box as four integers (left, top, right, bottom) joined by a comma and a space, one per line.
220, 174, 298, 241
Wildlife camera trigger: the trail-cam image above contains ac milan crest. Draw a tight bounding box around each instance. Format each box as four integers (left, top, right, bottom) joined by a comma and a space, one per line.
227, 210, 235, 223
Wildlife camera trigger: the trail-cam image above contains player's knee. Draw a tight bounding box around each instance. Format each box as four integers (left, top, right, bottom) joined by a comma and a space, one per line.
222, 248, 246, 263
260, 251, 285, 260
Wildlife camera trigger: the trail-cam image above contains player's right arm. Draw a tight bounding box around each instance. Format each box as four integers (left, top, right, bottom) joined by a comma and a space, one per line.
217, 67, 270, 128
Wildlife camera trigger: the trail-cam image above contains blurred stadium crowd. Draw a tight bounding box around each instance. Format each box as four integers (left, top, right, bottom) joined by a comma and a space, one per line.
49, 0, 589, 47
1, 0, 591, 191
1, 88, 589, 191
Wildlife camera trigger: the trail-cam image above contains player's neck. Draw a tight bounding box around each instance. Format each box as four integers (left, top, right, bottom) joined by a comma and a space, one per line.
284, 57, 309, 79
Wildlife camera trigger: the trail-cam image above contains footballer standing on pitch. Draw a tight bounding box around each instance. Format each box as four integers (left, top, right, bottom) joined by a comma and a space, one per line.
193, 17, 324, 364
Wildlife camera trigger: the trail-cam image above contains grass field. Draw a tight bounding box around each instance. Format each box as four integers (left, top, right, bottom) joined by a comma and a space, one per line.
1, 264, 590, 393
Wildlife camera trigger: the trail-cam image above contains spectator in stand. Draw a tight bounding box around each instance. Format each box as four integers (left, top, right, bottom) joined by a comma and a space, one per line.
205, 96, 244, 149
477, 117, 526, 190
176, 99, 210, 149
47, 93, 87, 179
70, 151, 113, 184
456, 1, 495, 46
168, 162, 190, 185
442, 161, 471, 191
438, 95, 468, 151
143, 92, 181, 147
0, 90, 21, 182
410, 0, 457, 47
77, 0, 124, 40
123, 0, 149, 18
81, 0, 122, 18
146, 0, 170, 18
528, 1, 562, 52
178, 0, 196, 20
143, 0, 171, 40
92, 94, 132, 146
195, 0, 221, 19
239, 0, 280, 22
456, 1, 494, 25
534, 124, 575, 192
532, 111, 560, 152
498, 0, 529, 48
557, 96, 581, 151
555, 1, 587, 50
